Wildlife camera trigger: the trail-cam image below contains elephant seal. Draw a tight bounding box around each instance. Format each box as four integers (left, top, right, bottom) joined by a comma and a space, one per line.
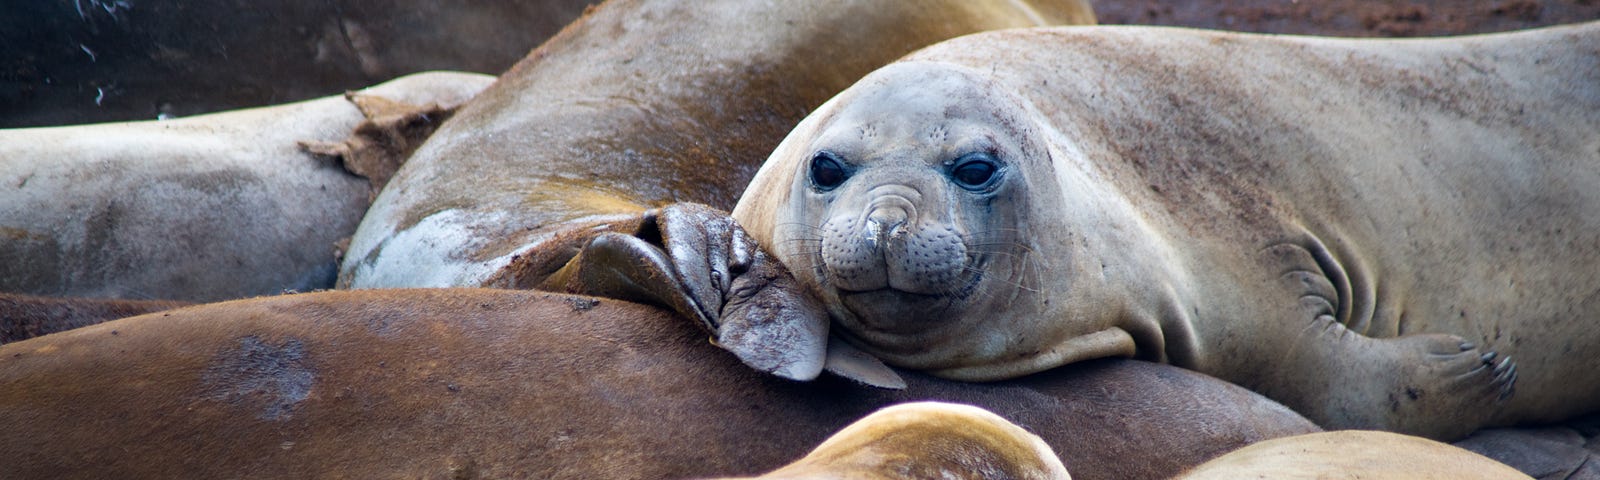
1177, 431, 1532, 480
722, 402, 1069, 480
732, 22, 1600, 439
0, 289, 1317, 480
339, 0, 1093, 291
336, 0, 1089, 382
0, 71, 492, 302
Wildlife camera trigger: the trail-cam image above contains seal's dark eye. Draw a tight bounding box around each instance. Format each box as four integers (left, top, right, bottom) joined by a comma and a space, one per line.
949, 152, 1000, 190
810, 151, 849, 191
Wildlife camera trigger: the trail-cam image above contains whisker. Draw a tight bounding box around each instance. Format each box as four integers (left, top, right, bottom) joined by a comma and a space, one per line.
778, 238, 823, 246
965, 249, 1030, 261
776, 222, 827, 235
959, 264, 1043, 295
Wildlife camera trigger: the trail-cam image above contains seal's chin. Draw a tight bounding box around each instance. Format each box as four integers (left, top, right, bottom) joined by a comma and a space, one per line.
836, 288, 959, 333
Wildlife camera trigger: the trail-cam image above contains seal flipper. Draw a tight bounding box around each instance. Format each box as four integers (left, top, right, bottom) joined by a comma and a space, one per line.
556, 203, 829, 382
553, 232, 712, 328
1260, 241, 1515, 440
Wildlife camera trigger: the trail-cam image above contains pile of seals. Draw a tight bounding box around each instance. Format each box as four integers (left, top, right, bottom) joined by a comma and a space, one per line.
2, 0, 1598, 478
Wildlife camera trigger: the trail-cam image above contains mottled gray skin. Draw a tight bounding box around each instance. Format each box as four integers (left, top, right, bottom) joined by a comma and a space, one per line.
0, 72, 492, 302
734, 23, 1600, 440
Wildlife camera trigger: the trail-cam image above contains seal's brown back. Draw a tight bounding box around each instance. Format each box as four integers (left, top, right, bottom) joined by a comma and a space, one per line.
0, 288, 1315, 480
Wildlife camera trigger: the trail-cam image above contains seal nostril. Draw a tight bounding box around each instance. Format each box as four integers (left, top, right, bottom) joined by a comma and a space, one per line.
864, 207, 912, 250
867, 207, 908, 227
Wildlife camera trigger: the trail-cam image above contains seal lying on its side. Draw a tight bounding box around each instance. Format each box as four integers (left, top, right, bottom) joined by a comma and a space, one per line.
732, 22, 1600, 439
0, 71, 493, 302
0, 289, 1316, 480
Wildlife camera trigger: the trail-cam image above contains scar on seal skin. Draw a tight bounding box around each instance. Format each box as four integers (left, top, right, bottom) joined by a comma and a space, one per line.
201, 336, 316, 421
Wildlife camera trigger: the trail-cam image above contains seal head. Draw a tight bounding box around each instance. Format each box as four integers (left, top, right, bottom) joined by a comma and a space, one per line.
754, 61, 1145, 376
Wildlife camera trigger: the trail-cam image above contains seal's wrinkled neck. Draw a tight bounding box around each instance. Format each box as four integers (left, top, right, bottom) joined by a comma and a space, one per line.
1032, 109, 1203, 369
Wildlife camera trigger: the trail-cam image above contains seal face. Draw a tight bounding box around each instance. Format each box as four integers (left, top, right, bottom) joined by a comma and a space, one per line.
764, 62, 1115, 372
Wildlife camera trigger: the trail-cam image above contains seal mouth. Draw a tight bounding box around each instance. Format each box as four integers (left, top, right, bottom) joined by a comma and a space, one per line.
828, 255, 986, 298
836, 288, 956, 332
837, 287, 943, 301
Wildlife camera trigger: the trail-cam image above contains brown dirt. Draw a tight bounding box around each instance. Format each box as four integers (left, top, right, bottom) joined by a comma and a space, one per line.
1094, 0, 1600, 37
0, 0, 589, 128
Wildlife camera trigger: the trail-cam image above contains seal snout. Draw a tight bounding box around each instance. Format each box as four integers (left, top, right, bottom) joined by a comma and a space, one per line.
820, 185, 970, 296
863, 194, 916, 250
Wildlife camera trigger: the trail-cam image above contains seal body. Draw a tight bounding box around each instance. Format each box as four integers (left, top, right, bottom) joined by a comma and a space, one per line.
723, 402, 1070, 480
734, 23, 1600, 439
1176, 431, 1533, 480
0, 289, 1316, 480
0, 71, 493, 301
338, 0, 1094, 290
1453, 419, 1600, 479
